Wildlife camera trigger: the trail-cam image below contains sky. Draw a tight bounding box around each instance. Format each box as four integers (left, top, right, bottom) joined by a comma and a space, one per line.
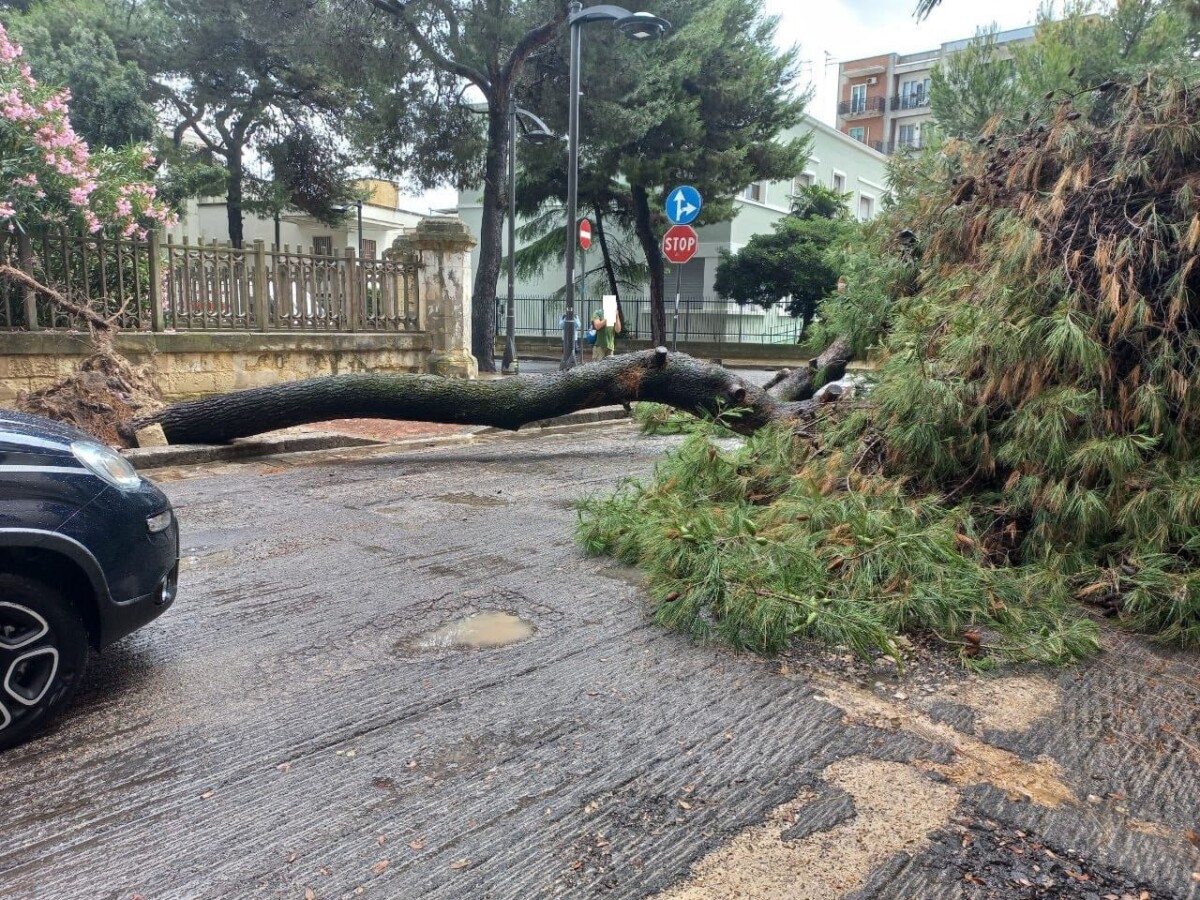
407, 0, 1050, 213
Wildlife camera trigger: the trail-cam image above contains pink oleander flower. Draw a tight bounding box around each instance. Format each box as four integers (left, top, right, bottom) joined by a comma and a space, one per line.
0, 201, 16, 219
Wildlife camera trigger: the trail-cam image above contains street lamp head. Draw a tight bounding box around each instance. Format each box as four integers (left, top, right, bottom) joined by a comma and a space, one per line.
615, 11, 670, 40
522, 128, 556, 146
514, 107, 558, 146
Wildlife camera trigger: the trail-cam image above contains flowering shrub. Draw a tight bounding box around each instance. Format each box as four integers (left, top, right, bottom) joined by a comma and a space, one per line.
0, 22, 175, 240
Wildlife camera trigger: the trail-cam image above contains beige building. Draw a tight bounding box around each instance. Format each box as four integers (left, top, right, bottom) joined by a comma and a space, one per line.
836, 24, 1036, 154
169, 178, 427, 256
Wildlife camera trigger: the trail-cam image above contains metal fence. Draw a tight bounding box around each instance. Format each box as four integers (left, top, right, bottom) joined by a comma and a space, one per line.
1, 232, 421, 334
497, 295, 804, 345
1, 230, 155, 330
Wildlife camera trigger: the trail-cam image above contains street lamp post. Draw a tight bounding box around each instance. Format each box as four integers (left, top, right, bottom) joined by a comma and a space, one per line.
560, 2, 670, 370
504, 94, 555, 374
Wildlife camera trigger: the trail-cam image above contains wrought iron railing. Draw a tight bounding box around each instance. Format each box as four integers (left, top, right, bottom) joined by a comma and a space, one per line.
837, 97, 887, 117
496, 295, 805, 345
1, 232, 421, 334
890, 93, 931, 111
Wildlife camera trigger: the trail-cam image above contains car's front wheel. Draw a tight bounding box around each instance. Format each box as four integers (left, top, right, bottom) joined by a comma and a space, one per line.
0, 573, 88, 751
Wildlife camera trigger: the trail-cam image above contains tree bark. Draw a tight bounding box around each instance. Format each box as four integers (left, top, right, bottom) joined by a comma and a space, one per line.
130, 348, 853, 446
631, 184, 667, 345
762, 336, 852, 402
226, 148, 244, 250
471, 91, 509, 374
593, 204, 621, 303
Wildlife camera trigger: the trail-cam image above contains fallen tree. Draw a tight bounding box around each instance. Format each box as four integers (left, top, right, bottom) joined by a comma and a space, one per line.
579, 71, 1200, 665
130, 347, 849, 446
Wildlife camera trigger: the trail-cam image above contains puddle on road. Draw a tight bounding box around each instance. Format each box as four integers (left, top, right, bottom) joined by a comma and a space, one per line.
415, 611, 534, 650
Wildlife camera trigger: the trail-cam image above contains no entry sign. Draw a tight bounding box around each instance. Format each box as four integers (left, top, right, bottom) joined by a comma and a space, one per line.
662, 224, 698, 264
578, 218, 592, 250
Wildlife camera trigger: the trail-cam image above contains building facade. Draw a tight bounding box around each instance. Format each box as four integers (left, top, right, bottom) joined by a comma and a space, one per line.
456, 113, 888, 311
168, 179, 427, 256
836, 25, 1036, 154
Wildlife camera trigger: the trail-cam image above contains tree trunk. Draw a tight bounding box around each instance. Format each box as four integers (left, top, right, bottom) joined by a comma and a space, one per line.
130, 347, 853, 447
226, 148, 244, 250
593, 203, 620, 304
761, 336, 852, 402
631, 184, 667, 345
470, 92, 510, 375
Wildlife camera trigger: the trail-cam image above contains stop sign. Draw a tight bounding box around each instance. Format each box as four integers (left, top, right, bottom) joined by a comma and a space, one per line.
578, 218, 592, 250
662, 224, 698, 264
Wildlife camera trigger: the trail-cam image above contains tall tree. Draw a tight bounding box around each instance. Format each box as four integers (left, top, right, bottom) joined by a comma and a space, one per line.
124, 0, 360, 247
364, 0, 568, 373
516, 0, 808, 344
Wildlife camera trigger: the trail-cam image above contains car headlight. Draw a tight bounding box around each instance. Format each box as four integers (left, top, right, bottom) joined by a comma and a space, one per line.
146, 509, 173, 533
71, 441, 142, 490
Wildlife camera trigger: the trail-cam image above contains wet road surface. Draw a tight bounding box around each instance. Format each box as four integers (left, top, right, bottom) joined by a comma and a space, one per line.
1, 424, 1198, 899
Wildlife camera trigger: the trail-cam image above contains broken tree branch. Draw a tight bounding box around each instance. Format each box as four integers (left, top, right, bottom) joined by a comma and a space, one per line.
0, 264, 114, 333
766, 336, 852, 402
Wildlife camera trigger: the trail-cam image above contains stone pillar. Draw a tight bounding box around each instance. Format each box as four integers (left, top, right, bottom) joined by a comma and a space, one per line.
408, 216, 478, 380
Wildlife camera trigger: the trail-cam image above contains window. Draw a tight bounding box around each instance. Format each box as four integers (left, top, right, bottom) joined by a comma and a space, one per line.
850, 84, 867, 114
859, 195, 875, 221
898, 123, 919, 149
793, 172, 814, 195
848, 127, 866, 143
312, 236, 334, 257
742, 182, 764, 203
900, 78, 931, 110
832, 171, 846, 193
362, 238, 377, 260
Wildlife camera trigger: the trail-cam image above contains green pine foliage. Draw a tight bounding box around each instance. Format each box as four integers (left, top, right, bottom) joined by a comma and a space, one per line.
578, 424, 1099, 666
580, 71, 1200, 664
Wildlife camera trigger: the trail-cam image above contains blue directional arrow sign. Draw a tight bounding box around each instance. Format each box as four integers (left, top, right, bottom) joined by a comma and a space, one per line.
665, 185, 702, 226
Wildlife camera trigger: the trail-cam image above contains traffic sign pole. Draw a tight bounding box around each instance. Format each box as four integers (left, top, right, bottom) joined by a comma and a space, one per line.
664, 188, 702, 348
673, 261, 682, 352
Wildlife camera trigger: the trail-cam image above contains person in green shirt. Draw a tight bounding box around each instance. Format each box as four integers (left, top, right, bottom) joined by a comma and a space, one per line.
590, 307, 621, 361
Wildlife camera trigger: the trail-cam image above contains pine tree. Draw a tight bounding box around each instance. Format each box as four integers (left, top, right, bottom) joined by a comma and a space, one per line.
516, 0, 807, 344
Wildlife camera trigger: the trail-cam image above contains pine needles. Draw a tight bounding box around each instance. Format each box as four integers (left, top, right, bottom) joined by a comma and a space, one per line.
580, 72, 1200, 665
577, 426, 1100, 666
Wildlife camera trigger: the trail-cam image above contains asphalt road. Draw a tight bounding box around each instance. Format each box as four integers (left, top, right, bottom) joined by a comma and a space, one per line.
1, 423, 1198, 900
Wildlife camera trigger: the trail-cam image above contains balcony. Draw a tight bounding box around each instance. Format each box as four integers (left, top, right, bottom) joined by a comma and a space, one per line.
890, 93, 931, 112
871, 140, 922, 155
837, 96, 886, 118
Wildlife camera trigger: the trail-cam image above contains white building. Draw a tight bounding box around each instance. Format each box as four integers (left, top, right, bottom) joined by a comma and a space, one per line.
169, 178, 427, 257
457, 113, 888, 306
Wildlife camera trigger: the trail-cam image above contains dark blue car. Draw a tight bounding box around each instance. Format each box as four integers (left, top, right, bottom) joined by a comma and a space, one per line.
0, 410, 179, 750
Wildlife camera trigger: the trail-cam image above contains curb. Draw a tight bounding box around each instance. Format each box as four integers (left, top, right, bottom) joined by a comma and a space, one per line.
122, 432, 383, 469
121, 406, 633, 471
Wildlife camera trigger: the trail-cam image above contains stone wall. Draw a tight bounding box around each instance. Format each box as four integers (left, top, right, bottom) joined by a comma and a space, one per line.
0, 331, 432, 403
